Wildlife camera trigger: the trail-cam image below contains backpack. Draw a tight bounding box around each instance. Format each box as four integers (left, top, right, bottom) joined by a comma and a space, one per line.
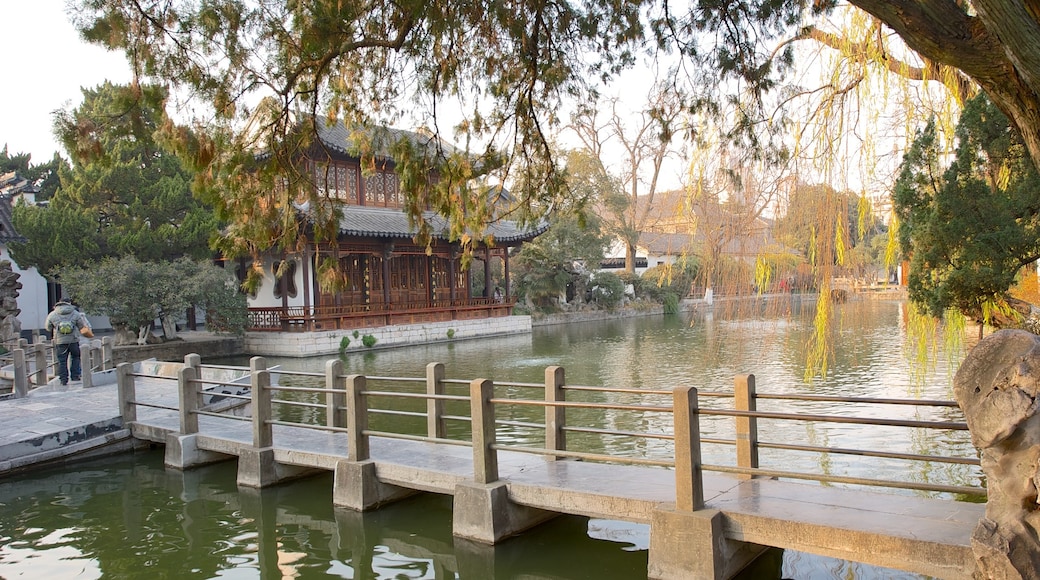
57, 320, 74, 335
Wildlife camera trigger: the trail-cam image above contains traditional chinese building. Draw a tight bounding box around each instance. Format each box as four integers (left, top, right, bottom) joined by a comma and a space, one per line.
244, 123, 545, 334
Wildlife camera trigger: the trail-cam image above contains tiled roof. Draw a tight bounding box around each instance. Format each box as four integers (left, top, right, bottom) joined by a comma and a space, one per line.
315, 122, 460, 161
337, 206, 546, 244
0, 196, 25, 244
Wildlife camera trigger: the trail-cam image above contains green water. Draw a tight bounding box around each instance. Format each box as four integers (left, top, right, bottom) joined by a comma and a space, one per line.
0, 299, 969, 579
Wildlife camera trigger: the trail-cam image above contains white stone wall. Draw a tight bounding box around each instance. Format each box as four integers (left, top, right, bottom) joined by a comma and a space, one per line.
244, 316, 533, 357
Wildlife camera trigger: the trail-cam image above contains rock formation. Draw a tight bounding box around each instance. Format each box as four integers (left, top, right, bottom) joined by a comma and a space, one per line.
0, 260, 22, 346
953, 329, 1040, 579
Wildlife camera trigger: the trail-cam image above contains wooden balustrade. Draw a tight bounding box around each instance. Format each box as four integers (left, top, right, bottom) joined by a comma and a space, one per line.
247, 297, 517, 332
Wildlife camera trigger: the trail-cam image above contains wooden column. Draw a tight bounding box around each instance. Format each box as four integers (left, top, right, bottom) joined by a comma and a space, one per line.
483, 247, 491, 297
504, 249, 512, 299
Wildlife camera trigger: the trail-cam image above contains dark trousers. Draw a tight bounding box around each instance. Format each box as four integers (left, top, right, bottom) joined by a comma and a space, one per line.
56, 342, 82, 384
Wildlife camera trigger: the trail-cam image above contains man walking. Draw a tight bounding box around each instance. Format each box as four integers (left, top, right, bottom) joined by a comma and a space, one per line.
45, 299, 93, 385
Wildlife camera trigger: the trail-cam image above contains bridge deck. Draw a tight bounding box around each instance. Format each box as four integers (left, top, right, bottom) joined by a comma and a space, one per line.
0, 369, 984, 579
131, 396, 982, 580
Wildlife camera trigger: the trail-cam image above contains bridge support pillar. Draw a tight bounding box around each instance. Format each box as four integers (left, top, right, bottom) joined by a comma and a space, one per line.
164, 433, 233, 470
236, 447, 319, 488
452, 481, 557, 544
333, 460, 415, 510
648, 507, 768, 580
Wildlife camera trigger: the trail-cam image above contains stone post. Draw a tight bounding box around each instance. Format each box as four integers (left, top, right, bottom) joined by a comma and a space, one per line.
734, 374, 759, 477
427, 362, 446, 439
326, 359, 346, 430
102, 336, 114, 370
545, 365, 566, 458
347, 374, 369, 461
32, 336, 46, 387
12, 347, 27, 398
471, 378, 498, 484
250, 356, 272, 448
178, 366, 199, 435
673, 385, 703, 511
117, 362, 136, 424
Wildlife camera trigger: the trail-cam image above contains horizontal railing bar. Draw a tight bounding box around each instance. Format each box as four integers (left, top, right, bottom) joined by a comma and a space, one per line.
562, 425, 675, 440
497, 419, 542, 430
443, 413, 471, 423
363, 390, 469, 402
754, 393, 961, 407
269, 385, 334, 395
271, 398, 325, 410
266, 419, 349, 434
187, 377, 251, 388
758, 441, 982, 466
493, 444, 674, 467
197, 364, 249, 371
195, 410, 250, 422
274, 370, 325, 378
363, 430, 471, 447
698, 408, 968, 430
703, 463, 986, 496
493, 381, 543, 388
130, 401, 178, 412
490, 398, 673, 413
364, 376, 426, 383
369, 408, 426, 419
442, 378, 470, 385
202, 392, 250, 402
563, 385, 674, 396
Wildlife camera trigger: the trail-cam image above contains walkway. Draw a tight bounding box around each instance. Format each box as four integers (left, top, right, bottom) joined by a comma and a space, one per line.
0, 359, 986, 580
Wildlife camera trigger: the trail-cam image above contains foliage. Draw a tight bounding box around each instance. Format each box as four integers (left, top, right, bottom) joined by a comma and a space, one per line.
662, 293, 680, 314
588, 271, 625, 309
361, 334, 377, 348
894, 94, 1040, 321
512, 200, 611, 312
59, 256, 247, 336
339, 336, 351, 354
0, 146, 65, 201
9, 83, 218, 278
640, 256, 701, 300
446, 328, 455, 339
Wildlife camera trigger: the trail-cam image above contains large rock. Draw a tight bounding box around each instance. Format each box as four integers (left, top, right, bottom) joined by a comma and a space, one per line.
954, 329, 1040, 579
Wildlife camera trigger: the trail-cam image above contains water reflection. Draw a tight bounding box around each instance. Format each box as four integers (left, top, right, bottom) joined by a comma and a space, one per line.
0, 450, 652, 579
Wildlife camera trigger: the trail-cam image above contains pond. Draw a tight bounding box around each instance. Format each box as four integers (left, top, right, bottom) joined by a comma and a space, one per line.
0, 298, 976, 579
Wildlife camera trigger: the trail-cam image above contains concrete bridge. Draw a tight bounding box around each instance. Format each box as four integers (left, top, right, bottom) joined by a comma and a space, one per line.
115, 355, 985, 580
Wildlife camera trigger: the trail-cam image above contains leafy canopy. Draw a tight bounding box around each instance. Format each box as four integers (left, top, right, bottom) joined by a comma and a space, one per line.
893, 94, 1040, 321
60, 256, 248, 334
9, 82, 218, 277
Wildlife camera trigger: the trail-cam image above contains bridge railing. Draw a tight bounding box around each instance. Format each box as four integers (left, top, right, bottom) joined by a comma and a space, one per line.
124, 355, 985, 506
0, 335, 115, 398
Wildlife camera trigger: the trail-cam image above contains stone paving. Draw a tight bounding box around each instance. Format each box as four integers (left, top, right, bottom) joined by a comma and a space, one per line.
0, 375, 180, 473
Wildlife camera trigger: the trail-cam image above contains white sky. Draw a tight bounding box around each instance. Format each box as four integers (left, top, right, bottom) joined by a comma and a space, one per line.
0, 0, 131, 163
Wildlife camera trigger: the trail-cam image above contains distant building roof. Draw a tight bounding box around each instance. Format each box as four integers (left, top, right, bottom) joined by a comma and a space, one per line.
0, 196, 25, 244
337, 205, 547, 245
314, 122, 461, 162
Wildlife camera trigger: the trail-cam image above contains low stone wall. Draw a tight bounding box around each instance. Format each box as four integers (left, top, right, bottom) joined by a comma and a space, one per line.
112, 334, 245, 365
244, 315, 533, 357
